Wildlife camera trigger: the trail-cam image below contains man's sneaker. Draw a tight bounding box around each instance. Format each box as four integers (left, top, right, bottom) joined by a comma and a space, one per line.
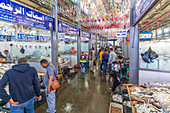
46, 109, 56, 113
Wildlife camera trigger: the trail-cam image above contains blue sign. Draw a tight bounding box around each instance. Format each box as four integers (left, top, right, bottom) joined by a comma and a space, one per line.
133, 0, 156, 25
0, 35, 15, 39
81, 30, 90, 38
18, 34, 38, 40
139, 32, 152, 40
108, 39, 117, 41
116, 30, 127, 37
58, 33, 65, 42
0, 0, 55, 31
40, 36, 51, 41
64, 38, 70, 42
58, 20, 79, 36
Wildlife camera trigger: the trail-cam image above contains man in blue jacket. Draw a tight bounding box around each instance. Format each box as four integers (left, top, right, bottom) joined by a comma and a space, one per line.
102, 49, 109, 74
0, 57, 41, 113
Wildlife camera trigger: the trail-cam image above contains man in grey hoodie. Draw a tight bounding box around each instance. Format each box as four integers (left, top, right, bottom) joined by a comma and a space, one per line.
108, 48, 118, 75
108, 48, 117, 64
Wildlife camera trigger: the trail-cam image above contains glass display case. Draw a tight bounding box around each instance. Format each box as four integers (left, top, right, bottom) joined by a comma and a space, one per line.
139, 26, 170, 71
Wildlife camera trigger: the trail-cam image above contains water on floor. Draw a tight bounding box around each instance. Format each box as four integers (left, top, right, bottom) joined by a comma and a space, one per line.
35, 66, 112, 113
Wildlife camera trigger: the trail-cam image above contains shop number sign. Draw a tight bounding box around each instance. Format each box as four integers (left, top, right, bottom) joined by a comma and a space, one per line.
0, 0, 55, 31
116, 30, 127, 37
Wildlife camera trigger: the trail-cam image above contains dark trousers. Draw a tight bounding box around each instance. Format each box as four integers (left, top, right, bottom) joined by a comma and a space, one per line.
111, 77, 120, 91
100, 62, 103, 71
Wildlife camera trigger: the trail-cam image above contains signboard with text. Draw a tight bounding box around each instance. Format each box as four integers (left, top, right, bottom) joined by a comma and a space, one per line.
116, 30, 127, 37
81, 30, 90, 38
133, 0, 156, 25
18, 34, 38, 40
58, 20, 79, 36
0, 0, 55, 31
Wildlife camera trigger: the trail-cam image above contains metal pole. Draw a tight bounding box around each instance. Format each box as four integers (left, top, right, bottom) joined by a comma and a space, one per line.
95, 33, 97, 56
129, 0, 139, 84
77, 0, 81, 64
51, 0, 58, 73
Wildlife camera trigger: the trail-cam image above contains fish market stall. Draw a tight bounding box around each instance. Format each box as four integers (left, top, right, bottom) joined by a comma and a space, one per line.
127, 84, 170, 113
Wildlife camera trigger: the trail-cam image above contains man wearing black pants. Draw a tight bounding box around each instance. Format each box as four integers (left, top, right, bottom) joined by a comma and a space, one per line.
108, 56, 123, 92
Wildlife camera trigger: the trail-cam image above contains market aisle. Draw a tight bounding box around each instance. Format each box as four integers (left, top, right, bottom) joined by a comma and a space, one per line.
35, 65, 111, 113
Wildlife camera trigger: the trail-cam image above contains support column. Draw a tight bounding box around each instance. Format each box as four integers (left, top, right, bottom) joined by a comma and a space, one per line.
129, 5, 139, 84
51, 0, 58, 73
95, 33, 97, 56
77, 0, 81, 64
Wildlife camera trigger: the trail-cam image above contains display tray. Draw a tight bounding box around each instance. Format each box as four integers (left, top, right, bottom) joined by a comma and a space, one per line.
109, 102, 123, 113
127, 84, 164, 113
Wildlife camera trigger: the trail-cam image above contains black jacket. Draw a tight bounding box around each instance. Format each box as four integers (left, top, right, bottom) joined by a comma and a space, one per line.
0, 64, 41, 103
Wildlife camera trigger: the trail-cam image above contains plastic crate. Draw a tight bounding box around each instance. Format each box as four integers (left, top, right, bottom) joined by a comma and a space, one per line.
123, 105, 132, 113
111, 91, 123, 105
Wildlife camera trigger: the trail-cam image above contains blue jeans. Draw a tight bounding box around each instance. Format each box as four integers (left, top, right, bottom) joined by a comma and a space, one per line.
81, 66, 86, 75
10, 97, 35, 113
46, 90, 56, 113
103, 61, 107, 74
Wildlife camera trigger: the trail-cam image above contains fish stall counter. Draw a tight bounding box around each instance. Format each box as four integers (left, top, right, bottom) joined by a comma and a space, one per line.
127, 82, 170, 113
28, 57, 70, 72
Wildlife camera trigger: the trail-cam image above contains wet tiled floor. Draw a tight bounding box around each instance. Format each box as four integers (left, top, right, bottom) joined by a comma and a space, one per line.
35, 66, 111, 113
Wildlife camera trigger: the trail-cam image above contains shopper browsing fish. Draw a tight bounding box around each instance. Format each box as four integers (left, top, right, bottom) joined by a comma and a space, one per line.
0, 57, 41, 113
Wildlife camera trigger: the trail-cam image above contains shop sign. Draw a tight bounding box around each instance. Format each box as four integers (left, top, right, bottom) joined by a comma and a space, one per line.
0, 35, 15, 39
133, 0, 156, 25
116, 29, 127, 37
58, 33, 65, 41
139, 32, 152, 40
117, 37, 123, 43
58, 20, 79, 36
64, 38, 70, 42
40, 36, 51, 41
81, 30, 90, 38
108, 39, 117, 41
0, 0, 55, 31
18, 34, 38, 40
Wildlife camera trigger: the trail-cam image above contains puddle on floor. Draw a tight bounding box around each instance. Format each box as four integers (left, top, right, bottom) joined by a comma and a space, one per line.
64, 103, 73, 113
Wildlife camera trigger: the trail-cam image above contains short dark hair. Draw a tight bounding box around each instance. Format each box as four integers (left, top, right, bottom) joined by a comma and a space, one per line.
18, 57, 28, 64
105, 49, 107, 52
118, 56, 123, 59
4, 50, 8, 52
40, 59, 49, 64
110, 48, 113, 51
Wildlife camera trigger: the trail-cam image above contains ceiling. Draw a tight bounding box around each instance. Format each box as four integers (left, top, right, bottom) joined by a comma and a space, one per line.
11, 0, 131, 38
139, 0, 170, 32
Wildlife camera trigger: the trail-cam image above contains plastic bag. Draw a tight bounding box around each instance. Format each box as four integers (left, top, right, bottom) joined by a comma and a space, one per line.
141, 47, 158, 63
20, 47, 25, 54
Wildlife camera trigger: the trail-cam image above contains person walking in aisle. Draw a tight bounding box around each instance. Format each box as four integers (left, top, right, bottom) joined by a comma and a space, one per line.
102, 49, 109, 74
99, 48, 105, 72
80, 52, 87, 75
108, 48, 117, 64
108, 48, 118, 82
0, 57, 41, 113
40, 59, 57, 113
108, 56, 124, 92
89, 49, 95, 72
